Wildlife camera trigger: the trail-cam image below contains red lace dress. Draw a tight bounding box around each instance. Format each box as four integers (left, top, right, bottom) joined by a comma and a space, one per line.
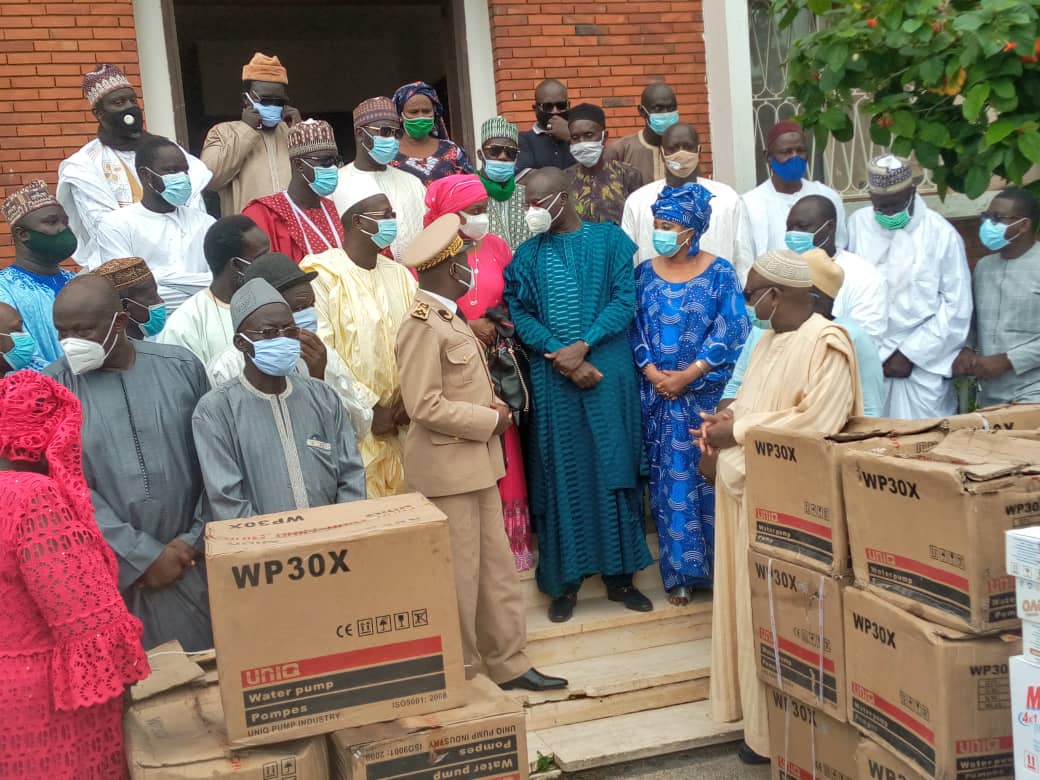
0, 472, 150, 779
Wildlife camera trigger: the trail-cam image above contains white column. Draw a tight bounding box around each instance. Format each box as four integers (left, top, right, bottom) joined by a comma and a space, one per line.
464, 0, 498, 135
703, 0, 757, 192
132, 0, 177, 141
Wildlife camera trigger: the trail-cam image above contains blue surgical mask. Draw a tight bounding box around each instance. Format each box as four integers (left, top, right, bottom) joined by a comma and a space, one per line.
746, 289, 775, 330
127, 301, 167, 338
293, 306, 318, 332
247, 93, 284, 128
303, 162, 339, 197
1, 331, 37, 371
149, 170, 192, 207
483, 159, 516, 183
784, 219, 832, 254
245, 335, 301, 376
770, 155, 807, 183
362, 216, 398, 249
652, 227, 694, 257
647, 110, 680, 135
979, 217, 1026, 252
364, 131, 401, 166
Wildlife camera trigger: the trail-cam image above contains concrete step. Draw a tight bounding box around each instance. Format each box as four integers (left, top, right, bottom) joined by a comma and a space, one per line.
525, 587, 713, 666
530, 701, 743, 773
508, 640, 712, 730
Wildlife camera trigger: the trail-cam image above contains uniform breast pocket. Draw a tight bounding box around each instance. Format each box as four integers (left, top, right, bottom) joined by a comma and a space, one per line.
444, 342, 480, 387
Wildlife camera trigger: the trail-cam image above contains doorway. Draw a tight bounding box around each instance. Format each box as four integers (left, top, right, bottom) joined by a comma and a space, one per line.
166, 0, 474, 164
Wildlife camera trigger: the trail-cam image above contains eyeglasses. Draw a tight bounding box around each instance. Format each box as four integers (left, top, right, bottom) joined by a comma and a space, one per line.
301, 155, 343, 169
536, 101, 569, 113
364, 125, 405, 139
249, 92, 289, 107
483, 144, 519, 160
242, 326, 300, 340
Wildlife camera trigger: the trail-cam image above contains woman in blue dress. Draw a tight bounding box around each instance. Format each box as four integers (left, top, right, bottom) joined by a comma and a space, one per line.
630, 183, 749, 606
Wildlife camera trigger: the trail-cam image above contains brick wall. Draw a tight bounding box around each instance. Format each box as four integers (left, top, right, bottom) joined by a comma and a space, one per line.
488, 0, 711, 174
0, 1, 142, 263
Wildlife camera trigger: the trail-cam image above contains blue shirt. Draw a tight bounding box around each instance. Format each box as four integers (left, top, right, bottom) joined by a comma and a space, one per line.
0, 265, 75, 366
723, 317, 884, 417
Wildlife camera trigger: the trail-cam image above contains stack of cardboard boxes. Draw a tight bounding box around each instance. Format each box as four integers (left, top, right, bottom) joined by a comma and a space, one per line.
1006, 527, 1040, 777
745, 404, 1040, 780
123, 493, 529, 780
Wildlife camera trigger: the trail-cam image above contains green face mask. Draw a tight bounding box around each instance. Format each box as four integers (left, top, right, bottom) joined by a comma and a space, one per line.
874, 195, 913, 231
404, 117, 435, 139
23, 227, 78, 264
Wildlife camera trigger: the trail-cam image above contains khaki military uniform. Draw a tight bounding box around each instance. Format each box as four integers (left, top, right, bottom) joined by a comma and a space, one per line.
395, 289, 530, 683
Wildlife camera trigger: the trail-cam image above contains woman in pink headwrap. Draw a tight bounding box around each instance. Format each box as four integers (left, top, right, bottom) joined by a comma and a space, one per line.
423, 174, 533, 571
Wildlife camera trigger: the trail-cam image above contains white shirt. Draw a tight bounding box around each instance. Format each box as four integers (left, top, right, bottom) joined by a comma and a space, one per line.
96, 202, 214, 311
157, 288, 234, 366
740, 177, 848, 256
621, 177, 755, 283
833, 248, 888, 353
423, 290, 458, 314
330, 163, 426, 263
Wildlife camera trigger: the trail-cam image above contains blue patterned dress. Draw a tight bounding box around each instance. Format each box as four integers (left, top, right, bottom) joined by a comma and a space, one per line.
0, 265, 75, 366
631, 257, 749, 589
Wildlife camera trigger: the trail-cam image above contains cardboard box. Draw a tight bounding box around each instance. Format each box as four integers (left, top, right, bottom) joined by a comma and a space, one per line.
749, 550, 849, 722
1017, 578, 1040, 621
854, 737, 929, 780
844, 588, 1018, 779
745, 419, 948, 576
946, 403, 1040, 432
1012, 655, 1040, 778
1008, 527, 1040, 582
766, 687, 859, 780
842, 430, 1040, 633
329, 675, 527, 780
206, 493, 467, 747
1024, 620, 1040, 665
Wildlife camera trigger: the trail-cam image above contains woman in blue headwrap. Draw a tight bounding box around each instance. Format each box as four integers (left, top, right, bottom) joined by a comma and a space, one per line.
391, 81, 474, 185
630, 182, 750, 605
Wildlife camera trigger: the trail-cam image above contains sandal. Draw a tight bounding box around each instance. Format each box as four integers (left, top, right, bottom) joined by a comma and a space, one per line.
668, 586, 692, 606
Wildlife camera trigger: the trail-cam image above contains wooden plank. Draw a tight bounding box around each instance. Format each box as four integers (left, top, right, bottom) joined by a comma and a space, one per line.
526, 613, 711, 666
527, 731, 555, 773
524, 677, 709, 731
532, 701, 743, 773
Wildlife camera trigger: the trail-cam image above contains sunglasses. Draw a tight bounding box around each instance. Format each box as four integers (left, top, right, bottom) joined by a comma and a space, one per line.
242, 325, 301, 341
301, 155, 343, 169
249, 92, 289, 107
536, 101, 569, 113
483, 144, 519, 160
364, 125, 405, 139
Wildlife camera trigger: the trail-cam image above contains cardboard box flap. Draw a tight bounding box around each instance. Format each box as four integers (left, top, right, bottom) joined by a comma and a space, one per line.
205, 492, 446, 553
831, 416, 946, 442
131, 640, 206, 701
921, 429, 1040, 479
947, 402, 1040, 430
126, 684, 231, 766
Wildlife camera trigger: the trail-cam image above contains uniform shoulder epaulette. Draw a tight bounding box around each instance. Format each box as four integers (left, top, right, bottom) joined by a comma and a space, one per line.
410, 300, 431, 320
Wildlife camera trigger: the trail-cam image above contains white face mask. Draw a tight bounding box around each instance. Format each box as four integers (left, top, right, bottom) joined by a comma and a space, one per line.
60, 314, 119, 375
460, 211, 490, 241
451, 261, 475, 292
525, 192, 562, 235
570, 133, 605, 167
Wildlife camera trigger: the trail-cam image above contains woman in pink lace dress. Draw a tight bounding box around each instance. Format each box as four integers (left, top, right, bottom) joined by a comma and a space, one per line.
423, 174, 534, 571
0, 371, 150, 779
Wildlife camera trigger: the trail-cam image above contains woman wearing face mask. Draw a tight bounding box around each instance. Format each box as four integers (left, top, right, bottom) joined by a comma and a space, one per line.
564, 103, 644, 225
390, 82, 474, 186
630, 183, 749, 606
422, 174, 533, 572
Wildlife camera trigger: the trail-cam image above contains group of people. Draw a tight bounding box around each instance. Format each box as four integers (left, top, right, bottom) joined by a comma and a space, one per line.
1, 53, 1038, 776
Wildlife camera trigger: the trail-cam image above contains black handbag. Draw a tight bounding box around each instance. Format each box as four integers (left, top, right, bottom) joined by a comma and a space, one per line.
484, 306, 531, 423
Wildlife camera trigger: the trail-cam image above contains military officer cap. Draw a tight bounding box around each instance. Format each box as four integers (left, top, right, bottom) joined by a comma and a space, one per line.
403, 214, 465, 272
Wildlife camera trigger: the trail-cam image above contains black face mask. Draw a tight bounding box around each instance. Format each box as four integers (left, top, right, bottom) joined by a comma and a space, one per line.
102, 105, 143, 138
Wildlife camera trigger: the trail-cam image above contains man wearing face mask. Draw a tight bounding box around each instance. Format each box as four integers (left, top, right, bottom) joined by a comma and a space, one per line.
785, 195, 887, 349
698, 250, 862, 764
300, 184, 417, 497
193, 278, 367, 521
45, 274, 213, 651
0, 180, 77, 367
202, 53, 300, 217
243, 119, 345, 263
847, 155, 971, 419
58, 64, 212, 269
741, 120, 848, 257
517, 79, 576, 172
477, 117, 532, 251
0, 303, 46, 374
97, 135, 215, 312
622, 123, 754, 282
331, 97, 426, 262
396, 214, 567, 692
565, 103, 643, 225
93, 257, 167, 341
158, 215, 271, 366
612, 81, 680, 186
953, 188, 1040, 406
504, 167, 654, 623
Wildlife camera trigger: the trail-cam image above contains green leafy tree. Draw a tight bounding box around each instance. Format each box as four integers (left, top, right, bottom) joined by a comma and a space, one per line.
773, 0, 1040, 198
